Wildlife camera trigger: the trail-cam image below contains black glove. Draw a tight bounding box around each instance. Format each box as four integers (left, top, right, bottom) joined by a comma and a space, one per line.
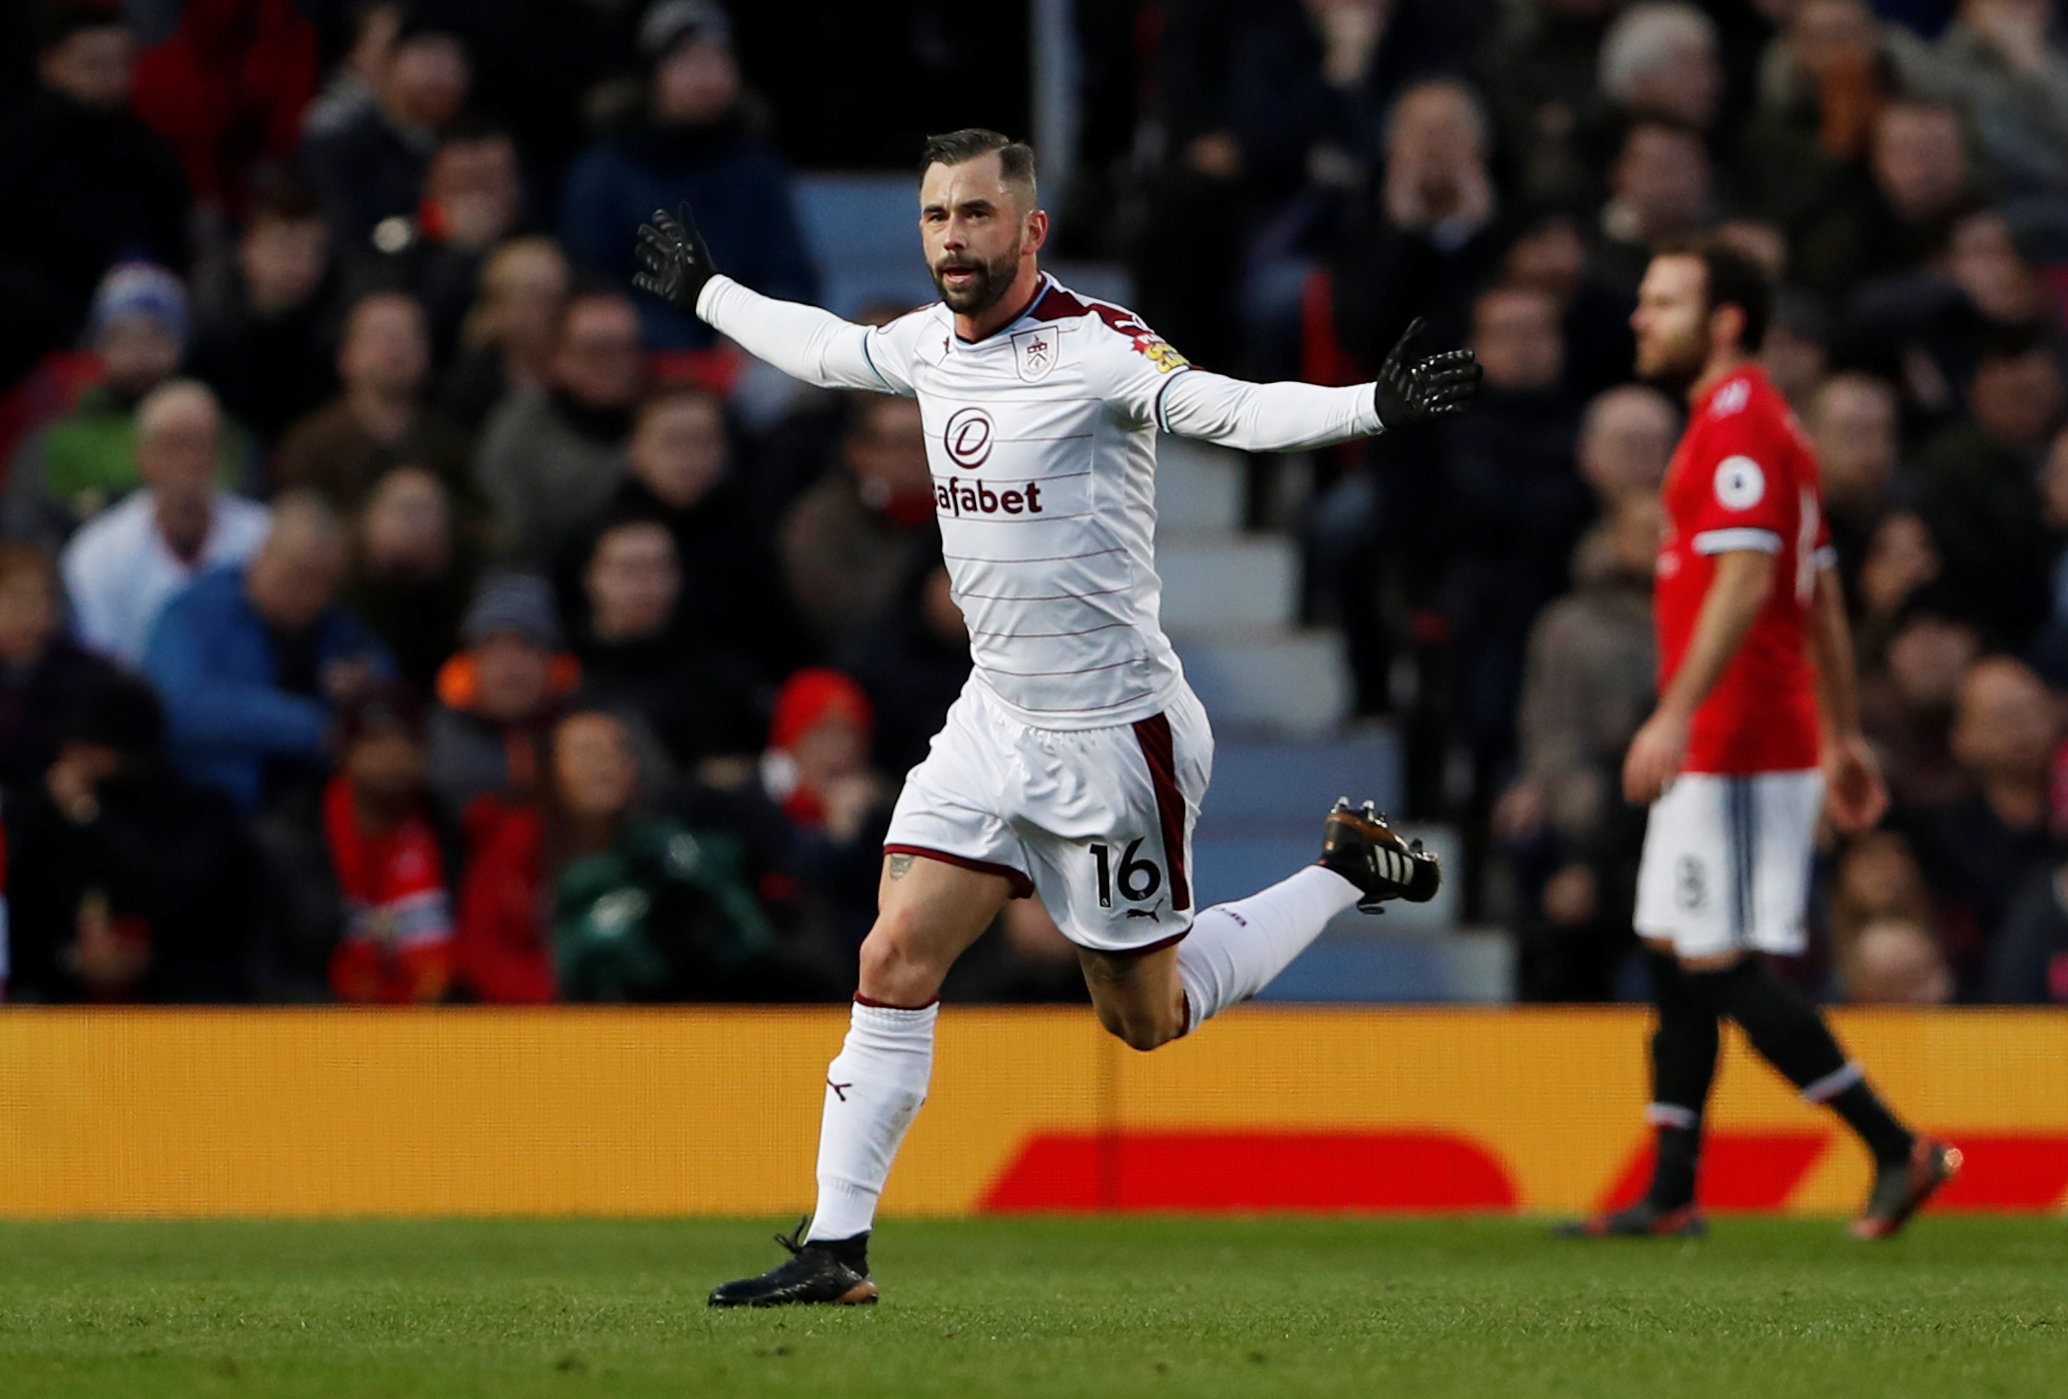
633, 203, 718, 311
1373, 318, 1483, 429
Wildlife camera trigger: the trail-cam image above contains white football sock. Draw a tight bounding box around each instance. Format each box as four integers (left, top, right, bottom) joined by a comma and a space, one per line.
1176, 865, 1361, 1029
804, 999, 938, 1242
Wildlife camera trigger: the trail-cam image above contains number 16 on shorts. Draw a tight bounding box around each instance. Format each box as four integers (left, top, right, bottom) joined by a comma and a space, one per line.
1091, 838, 1163, 907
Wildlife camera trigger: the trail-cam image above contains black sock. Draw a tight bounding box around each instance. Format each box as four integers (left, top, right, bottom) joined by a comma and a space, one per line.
1691, 959, 1914, 1164
1644, 951, 1718, 1209
1826, 1082, 1916, 1166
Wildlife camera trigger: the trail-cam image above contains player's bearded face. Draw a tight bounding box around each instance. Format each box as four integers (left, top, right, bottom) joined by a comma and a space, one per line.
1632, 257, 1712, 387
930, 240, 1021, 315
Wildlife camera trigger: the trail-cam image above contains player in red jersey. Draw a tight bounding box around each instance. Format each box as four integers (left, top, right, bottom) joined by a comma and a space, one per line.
1559, 241, 1958, 1241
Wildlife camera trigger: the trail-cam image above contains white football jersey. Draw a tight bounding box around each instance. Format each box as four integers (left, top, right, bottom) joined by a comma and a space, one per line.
698, 272, 1381, 730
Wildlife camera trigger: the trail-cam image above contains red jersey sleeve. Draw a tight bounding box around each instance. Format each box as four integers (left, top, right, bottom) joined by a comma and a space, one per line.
1682, 409, 1792, 557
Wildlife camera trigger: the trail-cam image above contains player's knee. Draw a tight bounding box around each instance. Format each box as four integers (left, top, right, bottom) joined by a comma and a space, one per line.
856, 919, 947, 1005
1095, 1003, 1181, 1053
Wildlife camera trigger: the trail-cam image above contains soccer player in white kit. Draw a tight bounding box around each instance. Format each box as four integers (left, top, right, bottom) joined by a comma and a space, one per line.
634, 130, 1480, 1307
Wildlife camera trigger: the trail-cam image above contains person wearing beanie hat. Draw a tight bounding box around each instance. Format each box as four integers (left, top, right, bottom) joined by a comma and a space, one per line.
3, 263, 254, 553
760, 667, 887, 842
559, 0, 814, 353
426, 572, 580, 814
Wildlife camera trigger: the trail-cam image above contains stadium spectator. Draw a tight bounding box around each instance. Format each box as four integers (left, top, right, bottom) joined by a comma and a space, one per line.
1840, 917, 1956, 1004
1808, 372, 1903, 591
2029, 427, 2068, 684
1910, 325, 2063, 648
1329, 77, 1504, 365
60, 380, 269, 666
559, 0, 816, 351
779, 395, 940, 651
144, 492, 392, 814
188, 185, 342, 448
0, 542, 122, 790
343, 465, 475, 690
1595, 119, 1715, 297
426, 572, 578, 814
1422, 283, 1591, 797
1760, 290, 1834, 409
1479, 0, 1622, 207
1986, 863, 2068, 1003
275, 290, 473, 515
1500, 205, 1640, 401
1574, 383, 1678, 508
601, 385, 794, 675
1596, 3, 1722, 133
302, 0, 400, 140
5, 263, 248, 550
387, 119, 530, 357
249, 681, 458, 1003
839, 563, 974, 777
1859, 587, 1984, 809
127, 0, 320, 216
1, 676, 253, 1003
1856, 511, 1945, 658
570, 515, 764, 772
455, 706, 777, 1003
300, 10, 471, 259
750, 666, 892, 948
474, 289, 641, 565
1497, 493, 1660, 1001
1830, 829, 1946, 1002
0, 3, 190, 388
1928, 0, 2068, 199
1907, 655, 2065, 990
1792, 97, 1974, 301
318, 685, 455, 1004
436, 236, 569, 432
759, 668, 890, 854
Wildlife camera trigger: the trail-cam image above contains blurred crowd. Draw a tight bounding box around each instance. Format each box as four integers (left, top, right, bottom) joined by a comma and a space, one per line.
0, 0, 2065, 1009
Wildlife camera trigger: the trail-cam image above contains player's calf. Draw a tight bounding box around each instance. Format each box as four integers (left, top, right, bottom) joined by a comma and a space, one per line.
1317, 799, 1441, 912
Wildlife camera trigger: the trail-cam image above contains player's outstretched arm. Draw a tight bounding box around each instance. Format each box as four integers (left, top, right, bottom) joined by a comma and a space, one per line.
1154, 317, 1480, 453
632, 203, 906, 394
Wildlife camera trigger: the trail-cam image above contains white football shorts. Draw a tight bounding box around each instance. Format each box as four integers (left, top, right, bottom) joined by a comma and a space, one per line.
885, 677, 1214, 953
1634, 768, 1824, 959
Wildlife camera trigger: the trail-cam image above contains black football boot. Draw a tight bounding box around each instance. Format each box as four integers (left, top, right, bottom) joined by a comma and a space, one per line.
1851, 1136, 1961, 1240
1317, 798, 1442, 911
708, 1218, 879, 1308
1553, 1200, 1709, 1239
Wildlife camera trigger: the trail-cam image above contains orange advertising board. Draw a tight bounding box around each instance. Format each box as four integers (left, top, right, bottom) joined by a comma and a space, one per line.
0, 1007, 2062, 1218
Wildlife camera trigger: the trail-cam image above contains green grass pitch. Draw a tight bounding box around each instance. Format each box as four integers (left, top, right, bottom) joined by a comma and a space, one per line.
2, 1216, 2062, 1397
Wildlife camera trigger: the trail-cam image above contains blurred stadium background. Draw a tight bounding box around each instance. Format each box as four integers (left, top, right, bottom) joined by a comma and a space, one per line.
0, 0, 2066, 1224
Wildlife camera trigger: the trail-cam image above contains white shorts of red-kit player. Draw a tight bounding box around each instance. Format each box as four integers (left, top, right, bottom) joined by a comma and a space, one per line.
1634, 769, 1825, 959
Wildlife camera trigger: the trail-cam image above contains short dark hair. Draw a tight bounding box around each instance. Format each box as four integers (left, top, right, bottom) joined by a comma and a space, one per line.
920, 128, 1037, 204
1658, 235, 1773, 353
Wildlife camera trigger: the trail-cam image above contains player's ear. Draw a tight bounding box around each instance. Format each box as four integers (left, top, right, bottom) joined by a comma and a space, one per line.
1023, 206, 1049, 255
1711, 302, 1746, 356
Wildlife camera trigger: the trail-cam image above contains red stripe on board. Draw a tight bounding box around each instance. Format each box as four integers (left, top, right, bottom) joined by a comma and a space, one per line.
1928, 1135, 2068, 1211
978, 1131, 1518, 1213
1599, 1132, 1829, 1212
1130, 713, 1191, 911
